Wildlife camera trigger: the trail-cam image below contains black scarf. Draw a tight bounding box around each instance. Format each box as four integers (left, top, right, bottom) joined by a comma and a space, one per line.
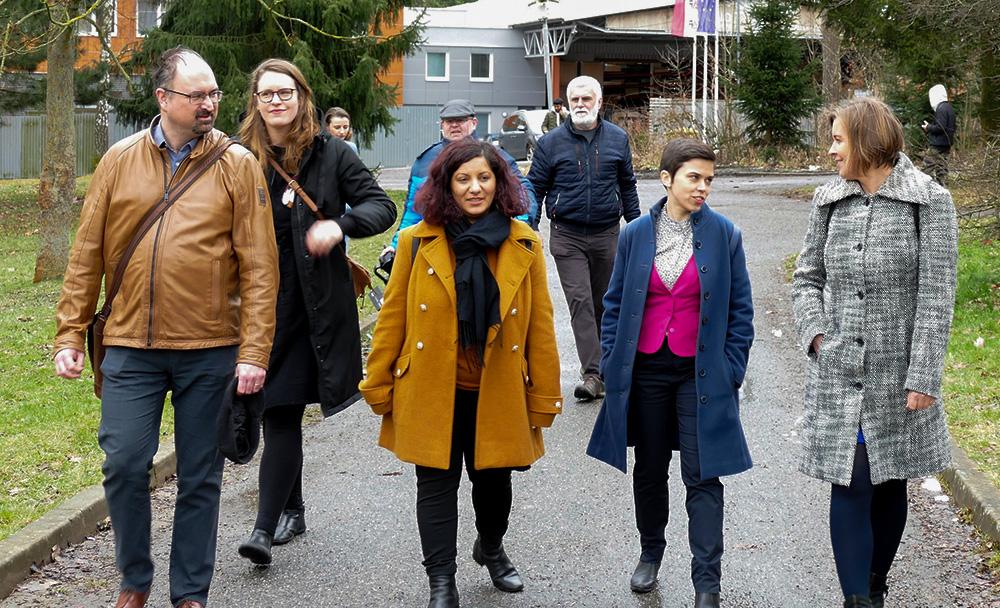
445, 209, 510, 366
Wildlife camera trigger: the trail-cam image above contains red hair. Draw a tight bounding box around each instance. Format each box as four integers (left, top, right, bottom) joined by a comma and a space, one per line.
415, 139, 528, 225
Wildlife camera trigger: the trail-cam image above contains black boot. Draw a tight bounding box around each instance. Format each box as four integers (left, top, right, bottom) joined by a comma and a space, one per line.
272, 508, 306, 545
237, 529, 273, 565
427, 575, 459, 608
629, 560, 660, 593
472, 536, 524, 592
844, 595, 873, 608
695, 591, 721, 607
869, 573, 888, 608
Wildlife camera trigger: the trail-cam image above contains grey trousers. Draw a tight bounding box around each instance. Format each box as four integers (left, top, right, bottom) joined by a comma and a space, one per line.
99, 345, 236, 607
548, 222, 620, 377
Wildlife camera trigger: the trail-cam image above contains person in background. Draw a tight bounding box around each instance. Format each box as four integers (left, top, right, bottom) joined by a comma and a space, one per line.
324, 106, 358, 154
793, 97, 958, 608
360, 139, 562, 608
921, 84, 956, 186
541, 97, 568, 134
587, 139, 754, 608
527, 75, 641, 402
381, 99, 536, 263
235, 58, 396, 566
53, 47, 278, 608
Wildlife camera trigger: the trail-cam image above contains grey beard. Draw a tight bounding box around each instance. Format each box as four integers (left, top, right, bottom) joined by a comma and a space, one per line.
571, 110, 598, 129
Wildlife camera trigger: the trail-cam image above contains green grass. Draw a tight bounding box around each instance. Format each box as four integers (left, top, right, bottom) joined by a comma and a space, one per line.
0, 177, 404, 541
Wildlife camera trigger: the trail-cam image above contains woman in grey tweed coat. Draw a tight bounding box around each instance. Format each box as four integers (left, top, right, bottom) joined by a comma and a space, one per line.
792, 98, 958, 608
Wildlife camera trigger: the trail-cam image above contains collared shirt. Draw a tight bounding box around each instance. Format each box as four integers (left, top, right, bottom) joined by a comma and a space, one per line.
152, 119, 199, 175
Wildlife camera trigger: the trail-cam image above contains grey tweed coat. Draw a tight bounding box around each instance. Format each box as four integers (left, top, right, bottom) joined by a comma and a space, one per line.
791, 153, 958, 486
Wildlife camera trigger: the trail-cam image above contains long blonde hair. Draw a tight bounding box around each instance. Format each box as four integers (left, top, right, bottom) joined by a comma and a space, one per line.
239, 58, 321, 174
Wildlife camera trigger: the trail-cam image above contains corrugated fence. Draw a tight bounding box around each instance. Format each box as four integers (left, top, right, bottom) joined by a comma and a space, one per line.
357, 105, 441, 170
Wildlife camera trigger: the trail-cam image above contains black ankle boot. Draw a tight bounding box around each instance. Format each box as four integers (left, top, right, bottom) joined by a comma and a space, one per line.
869, 573, 888, 608
844, 595, 873, 608
427, 575, 459, 608
237, 529, 273, 565
695, 591, 721, 607
629, 560, 660, 593
272, 508, 306, 545
472, 536, 524, 592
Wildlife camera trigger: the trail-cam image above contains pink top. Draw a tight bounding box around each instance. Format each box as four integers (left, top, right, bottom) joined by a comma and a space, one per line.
637, 256, 701, 356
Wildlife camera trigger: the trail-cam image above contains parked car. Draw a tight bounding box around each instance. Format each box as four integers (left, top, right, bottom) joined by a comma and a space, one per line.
497, 109, 548, 161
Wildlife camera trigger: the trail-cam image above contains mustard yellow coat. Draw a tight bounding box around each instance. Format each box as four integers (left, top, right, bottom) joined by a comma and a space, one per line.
359, 220, 563, 470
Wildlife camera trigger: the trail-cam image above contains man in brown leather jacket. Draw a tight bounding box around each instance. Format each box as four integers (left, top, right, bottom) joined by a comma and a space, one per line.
52, 47, 278, 608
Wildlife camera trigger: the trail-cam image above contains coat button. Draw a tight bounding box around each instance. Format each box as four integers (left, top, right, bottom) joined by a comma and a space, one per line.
698, 344, 705, 352
511, 308, 518, 316
419, 303, 427, 311
702, 316, 709, 325
704, 292, 711, 300
395, 368, 402, 376
856, 290, 865, 300
555, 401, 562, 408
855, 337, 864, 346
855, 243, 863, 251
511, 344, 519, 352
427, 267, 435, 275
699, 395, 708, 403
699, 369, 706, 377
416, 341, 424, 350
695, 240, 702, 249
854, 382, 863, 391
700, 265, 708, 273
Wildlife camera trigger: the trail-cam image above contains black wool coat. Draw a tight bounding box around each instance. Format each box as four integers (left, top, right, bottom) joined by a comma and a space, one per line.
279, 136, 396, 416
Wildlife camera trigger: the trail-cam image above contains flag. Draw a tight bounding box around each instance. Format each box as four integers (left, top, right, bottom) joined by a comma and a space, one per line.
697, 0, 717, 35
671, 0, 700, 38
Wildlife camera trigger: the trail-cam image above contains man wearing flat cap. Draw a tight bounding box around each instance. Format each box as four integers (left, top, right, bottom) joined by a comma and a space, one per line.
383, 99, 537, 255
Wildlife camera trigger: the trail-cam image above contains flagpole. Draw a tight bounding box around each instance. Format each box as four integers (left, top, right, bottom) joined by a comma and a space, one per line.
713, 4, 720, 138
702, 33, 708, 140
691, 36, 697, 120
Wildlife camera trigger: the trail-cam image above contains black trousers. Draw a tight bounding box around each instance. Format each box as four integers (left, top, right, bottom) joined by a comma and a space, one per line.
415, 389, 513, 577
254, 404, 306, 534
630, 341, 724, 593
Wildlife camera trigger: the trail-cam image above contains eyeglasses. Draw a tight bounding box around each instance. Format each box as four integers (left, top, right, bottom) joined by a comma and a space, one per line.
255, 88, 297, 103
162, 88, 223, 104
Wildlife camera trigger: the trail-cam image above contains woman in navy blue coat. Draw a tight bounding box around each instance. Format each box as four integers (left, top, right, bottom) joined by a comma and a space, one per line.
587, 139, 754, 608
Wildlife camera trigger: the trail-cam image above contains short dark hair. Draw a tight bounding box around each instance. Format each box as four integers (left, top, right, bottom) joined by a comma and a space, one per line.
827, 98, 904, 176
659, 138, 716, 177
553, 98, 564, 105
151, 46, 205, 91
415, 139, 528, 225
324, 106, 350, 125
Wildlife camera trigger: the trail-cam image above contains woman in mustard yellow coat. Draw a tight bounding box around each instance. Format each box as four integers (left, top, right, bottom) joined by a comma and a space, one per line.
360, 139, 562, 608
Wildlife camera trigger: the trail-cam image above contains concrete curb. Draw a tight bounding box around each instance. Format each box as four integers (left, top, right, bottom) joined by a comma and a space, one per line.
940, 441, 1000, 545
0, 315, 380, 601
0, 440, 177, 600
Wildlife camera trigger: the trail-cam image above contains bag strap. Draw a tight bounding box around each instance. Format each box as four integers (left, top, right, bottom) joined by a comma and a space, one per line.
267, 157, 325, 220
96, 139, 236, 321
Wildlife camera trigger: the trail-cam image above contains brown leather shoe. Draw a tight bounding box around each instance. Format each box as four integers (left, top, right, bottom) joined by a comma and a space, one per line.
175, 601, 205, 608
114, 589, 149, 608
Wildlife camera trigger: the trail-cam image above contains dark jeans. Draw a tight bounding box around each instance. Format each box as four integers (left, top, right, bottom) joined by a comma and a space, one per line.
415, 389, 513, 577
630, 341, 724, 593
548, 221, 619, 377
99, 346, 236, 607
923, 146, 950, 186
254, 404, 306, 534
830, 444, 908, 598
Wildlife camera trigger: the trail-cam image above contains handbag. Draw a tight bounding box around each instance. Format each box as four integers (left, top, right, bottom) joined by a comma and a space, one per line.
86, 140, 235, 398
266, 157, 372, 298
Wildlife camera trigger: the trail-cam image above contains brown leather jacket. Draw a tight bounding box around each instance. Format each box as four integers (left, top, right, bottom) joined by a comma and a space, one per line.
54, 124, 279, 368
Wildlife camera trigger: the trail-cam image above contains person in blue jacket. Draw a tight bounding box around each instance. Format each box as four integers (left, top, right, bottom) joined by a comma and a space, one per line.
587, 139, 754, 608
382, 99, 536, 259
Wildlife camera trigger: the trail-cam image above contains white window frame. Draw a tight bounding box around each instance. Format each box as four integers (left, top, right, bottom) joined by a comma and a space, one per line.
78, 0, 118, 37
469, 52, 494, 83
136, 0, 167, 37
425, 51, 450, 82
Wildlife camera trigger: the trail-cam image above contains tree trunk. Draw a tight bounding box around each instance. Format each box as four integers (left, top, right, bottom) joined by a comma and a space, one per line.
821, 18, 842, 105
33, 22, 77, 284
94, 0, 113, 157
981, 43, 1000, 138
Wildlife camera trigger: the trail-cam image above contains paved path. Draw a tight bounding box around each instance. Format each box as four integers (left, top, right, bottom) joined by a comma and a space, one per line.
3, 176, 997, 608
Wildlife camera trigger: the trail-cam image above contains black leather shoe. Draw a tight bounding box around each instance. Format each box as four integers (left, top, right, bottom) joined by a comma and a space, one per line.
574, 375, 605, 401
272, 508, 306, 545
844, 595, 873, 608
472, 536, 524, 593
427, 575, 459, 608
629, 560, 660, 593
237, 529, 273, 565
869, 573, 888, 608
695, 591, 721, 608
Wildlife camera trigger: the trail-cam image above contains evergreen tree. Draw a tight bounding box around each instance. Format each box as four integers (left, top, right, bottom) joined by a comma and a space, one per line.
733, 0, 820, 149
113, 0, 421, 146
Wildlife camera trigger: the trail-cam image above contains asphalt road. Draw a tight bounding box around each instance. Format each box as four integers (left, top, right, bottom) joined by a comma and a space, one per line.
3, 175, 998, 608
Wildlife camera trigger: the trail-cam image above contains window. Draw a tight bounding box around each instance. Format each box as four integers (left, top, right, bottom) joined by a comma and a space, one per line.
425, 52, 449, 81
77, 1, 117, 37
474, 113, 490, 139
470, 53, 493, 82
137, 0, 167, 36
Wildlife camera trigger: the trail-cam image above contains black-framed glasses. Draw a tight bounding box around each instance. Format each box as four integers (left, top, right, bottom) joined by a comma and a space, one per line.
162, 88, 223, 104
255, 88, 297, 103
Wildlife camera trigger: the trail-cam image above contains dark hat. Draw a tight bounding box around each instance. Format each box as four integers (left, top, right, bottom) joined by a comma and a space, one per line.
216, 376, 263, 465
553, 98, 565, 105
440, 99, 476, 119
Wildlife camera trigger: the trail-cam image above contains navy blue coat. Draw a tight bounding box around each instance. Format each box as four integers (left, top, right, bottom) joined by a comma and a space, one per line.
586, 199, 754, 478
